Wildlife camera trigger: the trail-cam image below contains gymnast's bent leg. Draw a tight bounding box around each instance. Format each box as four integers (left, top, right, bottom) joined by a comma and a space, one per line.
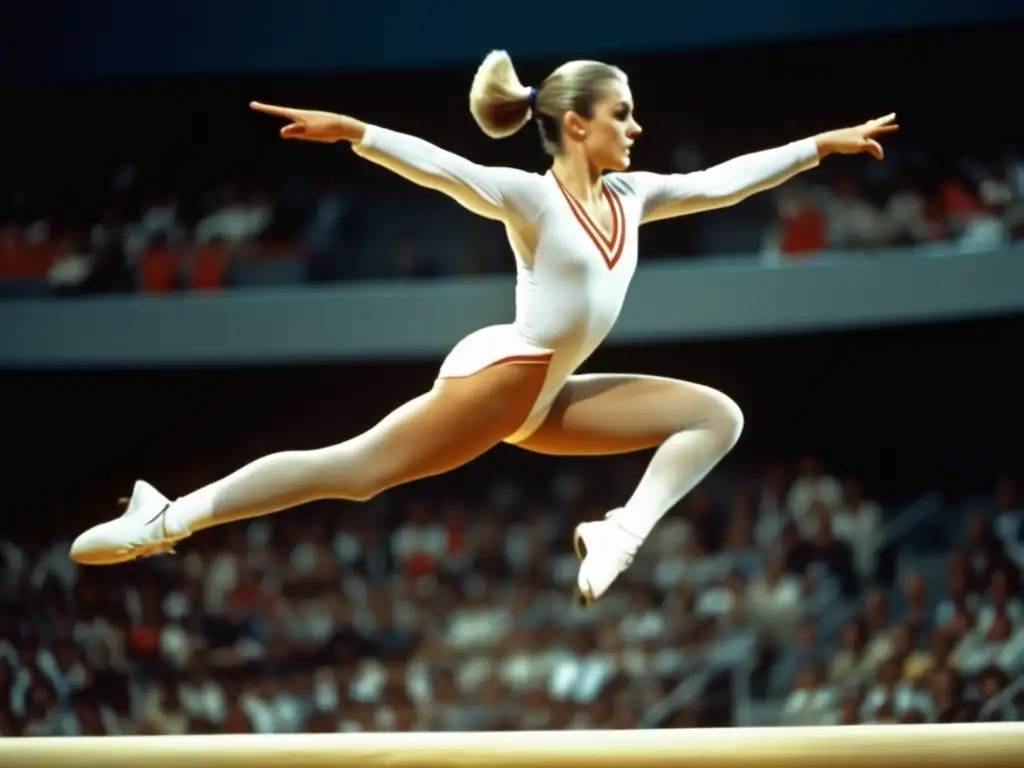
70, 361, 549, 564
515, 373, 744, 600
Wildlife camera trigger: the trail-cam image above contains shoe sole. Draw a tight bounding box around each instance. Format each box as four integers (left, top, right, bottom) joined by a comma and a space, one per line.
573, 524, 595, 606
70, 544, 167, 566
71, 551, 137, 566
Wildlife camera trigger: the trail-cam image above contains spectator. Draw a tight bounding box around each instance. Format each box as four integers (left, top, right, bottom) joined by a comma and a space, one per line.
787, 456, 842, 533
831, 479, 882, 582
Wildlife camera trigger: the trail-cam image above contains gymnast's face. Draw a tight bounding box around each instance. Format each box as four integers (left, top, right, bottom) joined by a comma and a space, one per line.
571, 79, 642, 172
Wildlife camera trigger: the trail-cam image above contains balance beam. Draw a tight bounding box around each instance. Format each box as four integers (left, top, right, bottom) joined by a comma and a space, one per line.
3, 723, 1022, 767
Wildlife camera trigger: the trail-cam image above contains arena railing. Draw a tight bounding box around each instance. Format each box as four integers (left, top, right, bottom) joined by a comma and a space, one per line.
2, 244, 1022, 368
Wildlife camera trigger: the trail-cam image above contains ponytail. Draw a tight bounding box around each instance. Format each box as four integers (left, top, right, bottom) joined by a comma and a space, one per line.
469, 50, 533, 139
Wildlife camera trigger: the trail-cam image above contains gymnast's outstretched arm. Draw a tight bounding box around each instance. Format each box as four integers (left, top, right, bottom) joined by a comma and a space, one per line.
625, 139, 820, 223
623, 113, 899, 223
249, 101, 546, 226
351, 125, 547, 225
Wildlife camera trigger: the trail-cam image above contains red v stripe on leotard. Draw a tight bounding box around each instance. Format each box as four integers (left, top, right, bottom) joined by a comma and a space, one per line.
553, 174, 626, 270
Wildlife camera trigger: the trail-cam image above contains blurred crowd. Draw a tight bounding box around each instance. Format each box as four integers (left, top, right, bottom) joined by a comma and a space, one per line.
764, 155, 1024, 260
2, 451, 1022, 736
1, 136, 1022, 299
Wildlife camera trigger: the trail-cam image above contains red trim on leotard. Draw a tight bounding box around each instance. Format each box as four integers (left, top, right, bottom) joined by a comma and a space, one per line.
552, 174, 626, 270
481, 352, 555, 371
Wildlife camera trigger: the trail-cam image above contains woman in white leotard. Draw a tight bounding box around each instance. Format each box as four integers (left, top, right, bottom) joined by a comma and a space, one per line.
70, 51, 897, 603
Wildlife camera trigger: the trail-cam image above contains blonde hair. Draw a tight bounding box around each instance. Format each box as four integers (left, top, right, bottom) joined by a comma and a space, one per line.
469, 50, 627, 156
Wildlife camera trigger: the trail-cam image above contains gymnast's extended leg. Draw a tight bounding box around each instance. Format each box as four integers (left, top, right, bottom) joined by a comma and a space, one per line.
515, 373, 744, 600
70, 361, 549, 565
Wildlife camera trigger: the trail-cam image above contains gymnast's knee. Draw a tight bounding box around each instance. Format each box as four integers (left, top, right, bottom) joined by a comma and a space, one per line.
701, 388, 744, 455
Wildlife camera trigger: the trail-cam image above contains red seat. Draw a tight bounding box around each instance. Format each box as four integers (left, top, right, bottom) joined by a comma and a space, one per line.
139, 247, 183, 293
190, 243, 228, 291
1, 244, 57, 278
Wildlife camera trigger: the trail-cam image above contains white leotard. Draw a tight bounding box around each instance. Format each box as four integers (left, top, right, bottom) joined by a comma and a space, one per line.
352, 126, 819, 442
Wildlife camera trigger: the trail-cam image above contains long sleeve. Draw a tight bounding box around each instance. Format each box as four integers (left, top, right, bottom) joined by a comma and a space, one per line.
352, 125, 548, 226
625, 138, 820, 223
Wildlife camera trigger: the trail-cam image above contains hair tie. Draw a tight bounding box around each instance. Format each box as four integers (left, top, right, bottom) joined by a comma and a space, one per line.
527, 87, 537, 109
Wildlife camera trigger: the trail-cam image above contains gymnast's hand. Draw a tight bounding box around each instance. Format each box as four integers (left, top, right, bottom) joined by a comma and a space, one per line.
814, 113, 899, 161
249, 101, 367, 143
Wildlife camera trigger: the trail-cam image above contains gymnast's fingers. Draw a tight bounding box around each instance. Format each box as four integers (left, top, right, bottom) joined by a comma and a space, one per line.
249, 101, 302, 120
